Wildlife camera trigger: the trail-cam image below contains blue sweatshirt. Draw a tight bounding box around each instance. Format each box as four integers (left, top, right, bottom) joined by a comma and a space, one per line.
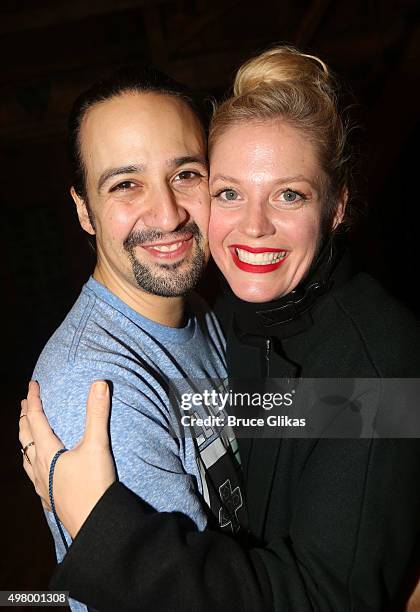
33, 277, 230, 611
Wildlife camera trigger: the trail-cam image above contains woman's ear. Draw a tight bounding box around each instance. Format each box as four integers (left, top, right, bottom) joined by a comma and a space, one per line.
332, 186, 348, 231
70, 186, 95, 235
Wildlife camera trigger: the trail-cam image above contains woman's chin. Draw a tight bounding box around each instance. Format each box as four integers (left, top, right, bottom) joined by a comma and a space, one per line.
228, 281, 285, 304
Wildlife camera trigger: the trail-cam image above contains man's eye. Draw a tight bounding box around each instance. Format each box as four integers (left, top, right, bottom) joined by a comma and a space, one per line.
215, 188, 239, 202
175, 170, 202, 181
110, 181, 136, 192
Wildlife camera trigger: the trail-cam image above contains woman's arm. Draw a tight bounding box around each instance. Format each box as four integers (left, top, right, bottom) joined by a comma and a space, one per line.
20, 382, 420, 612
19, 380, 116, 539
20, 381, 272, 612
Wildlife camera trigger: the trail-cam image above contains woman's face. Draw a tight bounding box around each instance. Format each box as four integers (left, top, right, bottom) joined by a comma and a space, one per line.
209, 119, 339, 303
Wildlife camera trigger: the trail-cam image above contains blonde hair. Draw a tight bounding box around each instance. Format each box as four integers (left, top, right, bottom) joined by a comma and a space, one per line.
209, 46, 352, 231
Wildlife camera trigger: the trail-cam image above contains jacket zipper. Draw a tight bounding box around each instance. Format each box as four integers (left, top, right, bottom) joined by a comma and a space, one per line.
264, 338, 271, 378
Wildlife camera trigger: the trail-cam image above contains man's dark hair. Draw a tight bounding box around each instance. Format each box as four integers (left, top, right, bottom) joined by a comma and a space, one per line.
68, 65, 207, 200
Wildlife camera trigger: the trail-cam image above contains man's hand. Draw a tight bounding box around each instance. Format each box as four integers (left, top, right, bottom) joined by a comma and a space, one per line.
19, 380, 116, 539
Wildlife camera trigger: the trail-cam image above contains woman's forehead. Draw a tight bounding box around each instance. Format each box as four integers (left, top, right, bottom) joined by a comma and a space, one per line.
209, 120, 322, 180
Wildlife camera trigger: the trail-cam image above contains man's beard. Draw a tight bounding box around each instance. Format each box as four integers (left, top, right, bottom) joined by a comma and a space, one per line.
123, 222, 206, 297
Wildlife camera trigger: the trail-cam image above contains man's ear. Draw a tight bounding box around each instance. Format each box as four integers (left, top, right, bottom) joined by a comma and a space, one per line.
331, 186, 348, 231
70, 186, 95, 235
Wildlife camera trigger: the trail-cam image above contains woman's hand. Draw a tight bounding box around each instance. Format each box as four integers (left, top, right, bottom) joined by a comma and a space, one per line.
19, 380, 116, 539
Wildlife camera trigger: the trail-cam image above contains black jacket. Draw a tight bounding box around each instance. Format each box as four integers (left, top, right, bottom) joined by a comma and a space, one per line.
50, 255, 420, 611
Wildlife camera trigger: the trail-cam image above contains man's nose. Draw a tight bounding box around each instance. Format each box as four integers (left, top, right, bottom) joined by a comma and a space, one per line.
142, 185, 188, 232
237, 197, 276, 239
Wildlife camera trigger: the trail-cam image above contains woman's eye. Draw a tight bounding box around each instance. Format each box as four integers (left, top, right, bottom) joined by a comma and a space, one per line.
110, 181, 136, 192
216, 188, 240, 202
280, 189, 303, 203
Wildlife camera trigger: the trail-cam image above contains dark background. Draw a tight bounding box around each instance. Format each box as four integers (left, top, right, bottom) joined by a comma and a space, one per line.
2, 0, 419, 607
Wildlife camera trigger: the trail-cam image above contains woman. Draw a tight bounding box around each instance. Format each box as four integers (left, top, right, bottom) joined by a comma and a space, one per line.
20, 46, 420, 611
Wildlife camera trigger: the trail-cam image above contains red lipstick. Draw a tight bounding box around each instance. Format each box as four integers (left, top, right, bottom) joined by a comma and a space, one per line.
229, 244, 289, 274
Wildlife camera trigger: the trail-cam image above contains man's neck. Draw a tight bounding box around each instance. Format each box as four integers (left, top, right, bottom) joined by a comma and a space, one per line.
93, 266, 186, 328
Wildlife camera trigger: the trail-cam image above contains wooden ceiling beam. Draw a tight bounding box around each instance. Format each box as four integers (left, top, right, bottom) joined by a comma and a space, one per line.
0, 0, 168, 36
365, 24, 420, 198
294, 0, 336, 47
0, 46, 257, 144
169, 0, 242, 58
142, 5, 168, 65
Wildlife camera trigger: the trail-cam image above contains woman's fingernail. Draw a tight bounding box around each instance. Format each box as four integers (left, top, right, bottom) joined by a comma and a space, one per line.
94, 381, 108, 397
28, 380, 37, 393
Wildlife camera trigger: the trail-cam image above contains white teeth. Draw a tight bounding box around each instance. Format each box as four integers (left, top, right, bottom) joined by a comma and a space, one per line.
236, 248, 287, 265
152, 242, 183, 252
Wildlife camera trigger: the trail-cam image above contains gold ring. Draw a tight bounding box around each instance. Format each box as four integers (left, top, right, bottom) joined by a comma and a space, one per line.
21, 441, 35, 464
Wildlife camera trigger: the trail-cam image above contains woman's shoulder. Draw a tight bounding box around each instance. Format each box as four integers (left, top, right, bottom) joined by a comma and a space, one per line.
330, 272, 420, 375
332, 272, 419, 327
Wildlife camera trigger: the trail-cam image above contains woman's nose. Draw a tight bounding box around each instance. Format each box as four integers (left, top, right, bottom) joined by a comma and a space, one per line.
237, 198, 276, 239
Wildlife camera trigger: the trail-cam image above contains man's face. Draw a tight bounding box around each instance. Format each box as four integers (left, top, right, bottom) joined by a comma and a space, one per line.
74, 92, 209, 297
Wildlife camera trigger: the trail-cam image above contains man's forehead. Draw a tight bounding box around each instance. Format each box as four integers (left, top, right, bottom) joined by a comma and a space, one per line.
79, 92, 206, 181
81, 92, 204, 155
82, 91, 202, 136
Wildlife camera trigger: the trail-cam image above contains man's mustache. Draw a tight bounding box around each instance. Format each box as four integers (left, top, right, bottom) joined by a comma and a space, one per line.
123, 222, 202, 250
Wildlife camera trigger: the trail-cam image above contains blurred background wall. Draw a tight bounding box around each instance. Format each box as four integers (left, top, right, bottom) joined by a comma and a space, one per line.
2, 0, 419, 607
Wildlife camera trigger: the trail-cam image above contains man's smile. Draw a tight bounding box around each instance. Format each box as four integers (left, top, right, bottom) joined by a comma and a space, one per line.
140, 234, 194, 260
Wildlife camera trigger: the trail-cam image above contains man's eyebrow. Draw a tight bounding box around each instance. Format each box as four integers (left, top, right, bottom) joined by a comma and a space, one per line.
98, 157, 207, 191
98, 164, 146, 191
170, 155, 208, 169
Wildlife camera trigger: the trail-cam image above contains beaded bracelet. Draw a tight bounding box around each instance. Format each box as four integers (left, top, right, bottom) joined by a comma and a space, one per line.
48, 448, 69, 552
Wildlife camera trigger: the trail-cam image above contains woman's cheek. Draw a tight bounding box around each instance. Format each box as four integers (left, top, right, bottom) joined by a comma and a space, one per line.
288, 210, 322, 249
208, 209, 227, 259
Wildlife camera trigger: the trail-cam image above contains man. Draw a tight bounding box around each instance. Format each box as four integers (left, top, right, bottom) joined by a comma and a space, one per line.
32, 67, 244, 611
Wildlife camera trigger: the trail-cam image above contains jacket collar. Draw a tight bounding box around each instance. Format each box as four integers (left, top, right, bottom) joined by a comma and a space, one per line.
227, 234, 351, 341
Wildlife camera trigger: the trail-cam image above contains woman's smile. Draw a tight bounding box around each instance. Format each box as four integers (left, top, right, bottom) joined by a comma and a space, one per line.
209, 119, 326, 302
229, 245, 290, 273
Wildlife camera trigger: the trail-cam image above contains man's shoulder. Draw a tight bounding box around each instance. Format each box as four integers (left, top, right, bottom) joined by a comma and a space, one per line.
34, 285, 94, 369
331, 273, 420, 374
34, 280, 147, 371
34, 326, 171, 447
